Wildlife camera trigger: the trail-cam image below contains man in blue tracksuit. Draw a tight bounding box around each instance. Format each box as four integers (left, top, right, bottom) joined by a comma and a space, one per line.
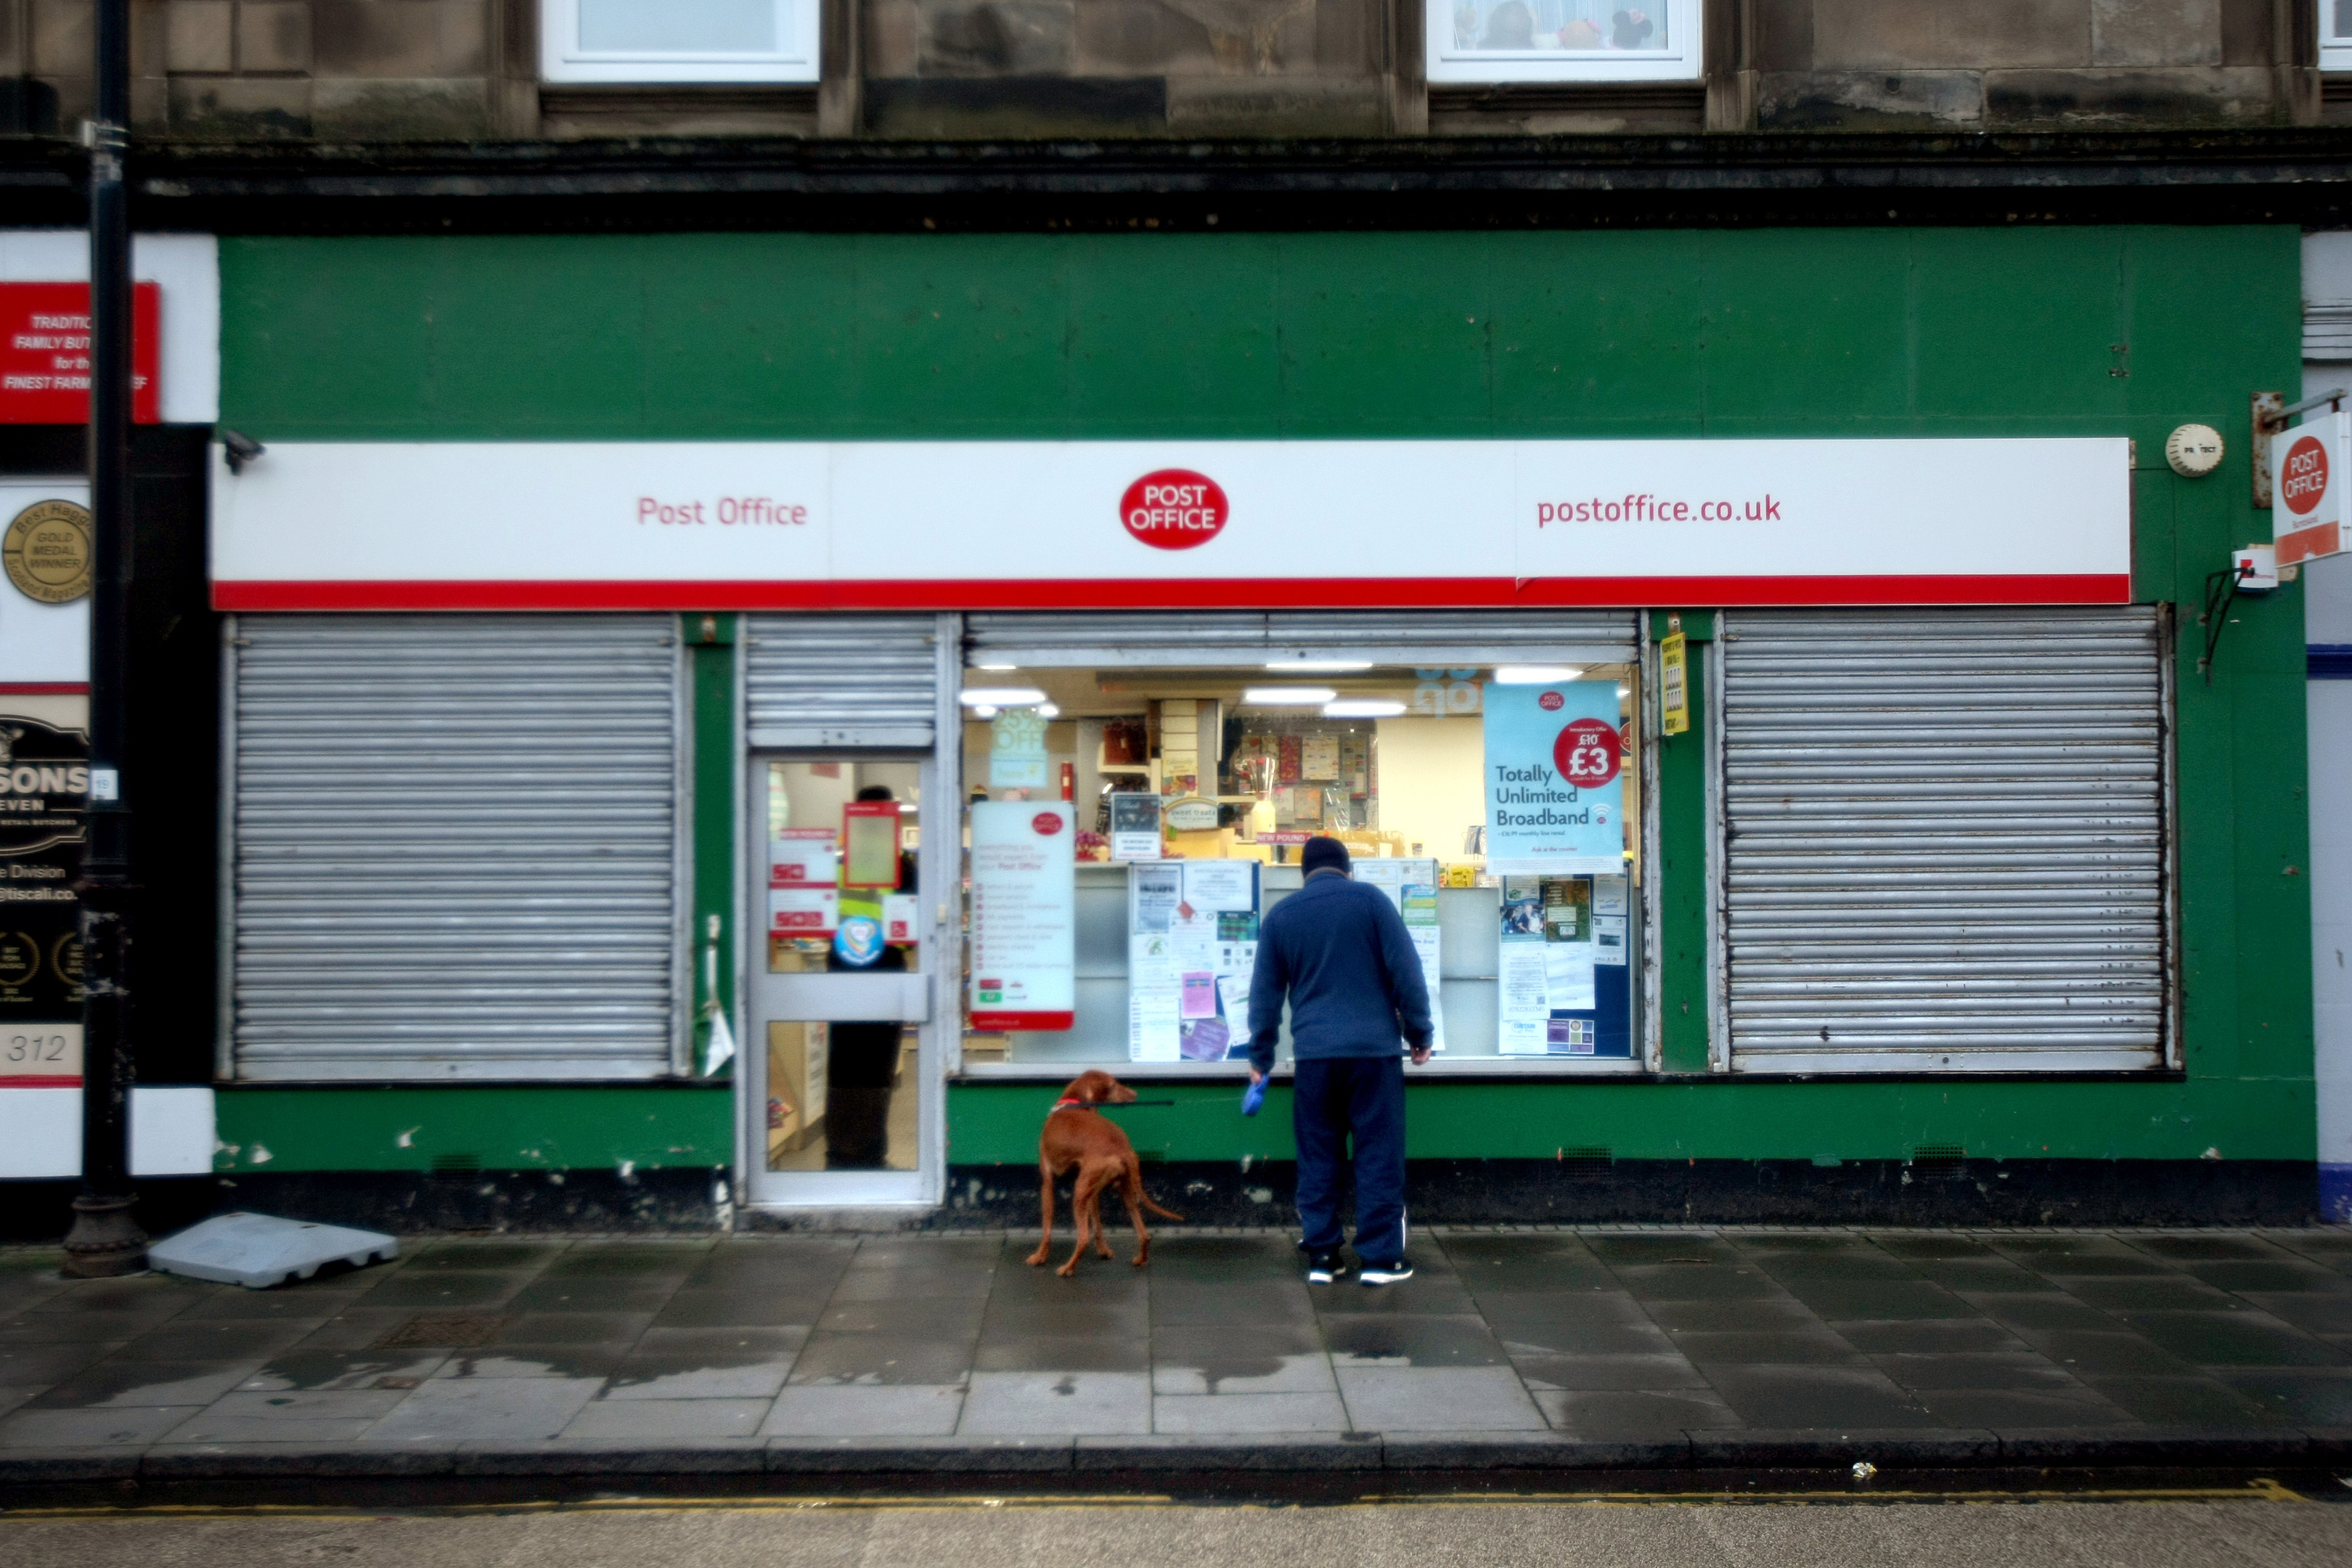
1246, 836, 1433, 1286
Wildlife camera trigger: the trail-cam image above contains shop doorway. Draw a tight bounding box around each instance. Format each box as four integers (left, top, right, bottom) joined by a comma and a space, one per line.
743, 752, 945, 1207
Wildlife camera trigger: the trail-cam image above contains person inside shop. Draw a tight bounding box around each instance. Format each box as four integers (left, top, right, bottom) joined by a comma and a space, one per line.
824, 785, 919, 1169
1246, 835, 1434, 1286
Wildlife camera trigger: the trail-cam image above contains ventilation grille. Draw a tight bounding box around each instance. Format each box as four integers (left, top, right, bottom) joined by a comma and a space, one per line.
1910, 1144, 1968, 1167
1429, 83, 1706, 121
2306, 302, 2352, 362
374, 1313, 507, 1349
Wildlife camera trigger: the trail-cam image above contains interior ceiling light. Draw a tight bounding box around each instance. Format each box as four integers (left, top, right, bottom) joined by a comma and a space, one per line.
1242, 686, 1339, 704
1323, 699, 1408, 718
971, 705, 998, 719
1037, 703, 1061, 718
1492, 665, 1583, 685
974, 662, 1020, 671
1264, 658, 1373, 671
959, 687, 1048, 706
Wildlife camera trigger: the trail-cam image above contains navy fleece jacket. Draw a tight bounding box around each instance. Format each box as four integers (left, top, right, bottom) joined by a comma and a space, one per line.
1246, 869, 1434, 1075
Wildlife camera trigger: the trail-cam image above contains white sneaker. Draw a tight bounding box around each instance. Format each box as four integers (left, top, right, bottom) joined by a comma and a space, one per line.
1359, 1259, 1416, 1286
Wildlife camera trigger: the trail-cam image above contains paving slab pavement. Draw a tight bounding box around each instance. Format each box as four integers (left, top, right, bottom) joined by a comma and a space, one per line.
0, 1226, 2348, 1479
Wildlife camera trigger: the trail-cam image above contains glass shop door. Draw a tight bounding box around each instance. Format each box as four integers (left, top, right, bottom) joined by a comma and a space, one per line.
744, 753, 942, 1207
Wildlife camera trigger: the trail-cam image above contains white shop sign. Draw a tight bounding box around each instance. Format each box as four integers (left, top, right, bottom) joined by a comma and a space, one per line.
211, 437, 2133, 611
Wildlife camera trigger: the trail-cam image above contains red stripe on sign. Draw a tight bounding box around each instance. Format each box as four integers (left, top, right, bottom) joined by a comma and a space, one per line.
970, 1010, 1077, 1032
215, 574, 2133, 613
0, 1075, 81, 1088
2279, 524, 2341, 567
0, 683, 89, 695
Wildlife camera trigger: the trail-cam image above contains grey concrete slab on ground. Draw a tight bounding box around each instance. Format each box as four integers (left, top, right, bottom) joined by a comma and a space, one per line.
3, 1227, 2352, 1475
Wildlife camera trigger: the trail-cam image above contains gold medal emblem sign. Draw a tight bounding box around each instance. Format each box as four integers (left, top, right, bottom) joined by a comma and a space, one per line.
4, 501, 94, 605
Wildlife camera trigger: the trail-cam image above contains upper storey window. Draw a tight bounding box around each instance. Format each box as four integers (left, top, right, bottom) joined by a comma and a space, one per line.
1429, 0, 1702, 84
542, 0, 820, 83
2328, 2, 2352, 73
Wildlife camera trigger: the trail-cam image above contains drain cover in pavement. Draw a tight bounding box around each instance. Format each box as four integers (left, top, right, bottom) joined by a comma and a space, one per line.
375, 1312, 506, 1349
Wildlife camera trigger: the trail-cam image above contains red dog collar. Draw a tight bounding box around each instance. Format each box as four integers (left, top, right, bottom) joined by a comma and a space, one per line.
1053, 1098, 1090, 1111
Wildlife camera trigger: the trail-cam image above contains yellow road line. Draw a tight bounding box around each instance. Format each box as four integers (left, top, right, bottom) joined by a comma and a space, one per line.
0, 1478, 2311, 1520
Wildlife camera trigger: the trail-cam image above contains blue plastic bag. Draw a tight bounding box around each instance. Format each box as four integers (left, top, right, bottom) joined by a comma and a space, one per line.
1241, 1077, 1267, 1117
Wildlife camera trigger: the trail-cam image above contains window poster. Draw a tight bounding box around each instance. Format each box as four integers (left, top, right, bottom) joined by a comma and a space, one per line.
1355, 858, 1445, 1053
1301, 734, 1339, 781
769, 828, 837, 887
968, 800, 1076, 1031
988, 705, 1050, 790
1128, 860, 1259, 1063
1127, 864, 1183, 1061
1482, 681, 1625, 874
0, 699, 86, 1086
1108, 791, 1163, 860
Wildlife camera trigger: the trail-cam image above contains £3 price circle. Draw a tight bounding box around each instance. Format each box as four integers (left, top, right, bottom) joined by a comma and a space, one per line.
1553, 718, 1620, 788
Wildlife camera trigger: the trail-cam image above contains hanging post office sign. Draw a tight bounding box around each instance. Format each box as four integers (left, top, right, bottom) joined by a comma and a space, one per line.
2274, 410, 2350, 567
213, 437, 2134, 612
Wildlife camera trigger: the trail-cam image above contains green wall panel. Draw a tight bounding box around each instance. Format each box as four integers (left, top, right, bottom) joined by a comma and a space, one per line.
212, 1086, 734, 1173
949, 1075, 2316, 1167
222, 228, 2297, 451
218, 224, 2314, 1170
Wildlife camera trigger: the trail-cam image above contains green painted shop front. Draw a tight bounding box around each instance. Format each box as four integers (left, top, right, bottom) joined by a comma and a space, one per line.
205, 224, 2318, 1224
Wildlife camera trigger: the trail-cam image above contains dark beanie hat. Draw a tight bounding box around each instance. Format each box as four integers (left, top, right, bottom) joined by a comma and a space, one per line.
1300, 836, 1351, 875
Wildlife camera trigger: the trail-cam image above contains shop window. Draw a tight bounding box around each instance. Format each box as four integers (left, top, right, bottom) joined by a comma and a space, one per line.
1428, 0, 1703, 84
2328, 1, 2352, 73
540, 0, 819, 83
957, 657, 1645, 1076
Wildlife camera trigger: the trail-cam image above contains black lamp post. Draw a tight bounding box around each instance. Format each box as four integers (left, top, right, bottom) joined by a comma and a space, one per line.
62, 0, 144, 1278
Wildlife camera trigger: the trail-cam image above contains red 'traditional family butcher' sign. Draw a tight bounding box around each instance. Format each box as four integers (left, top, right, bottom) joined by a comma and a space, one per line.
0, 282, 162, 425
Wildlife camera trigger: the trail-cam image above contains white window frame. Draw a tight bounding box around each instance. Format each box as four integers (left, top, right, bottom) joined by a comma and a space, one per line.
1427, 0, 1703, 85
541, 0, 820, 85
2327, 1, 2352, 74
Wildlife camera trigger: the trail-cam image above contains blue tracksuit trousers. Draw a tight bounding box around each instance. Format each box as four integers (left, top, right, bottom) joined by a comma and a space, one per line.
1292, 1055, 1407, 1262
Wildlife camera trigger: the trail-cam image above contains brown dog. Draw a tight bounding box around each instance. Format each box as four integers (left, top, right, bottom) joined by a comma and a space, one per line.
1026, 1070, 1184, 1276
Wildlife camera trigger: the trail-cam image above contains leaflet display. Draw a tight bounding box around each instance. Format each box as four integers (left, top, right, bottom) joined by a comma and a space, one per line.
1128, 861, 1260, 1063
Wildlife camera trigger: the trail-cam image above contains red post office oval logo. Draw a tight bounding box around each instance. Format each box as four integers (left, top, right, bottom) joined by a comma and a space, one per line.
1121, 470, 1228, 550
1553, 718, 1622, 789
1032, 812, 1065, 836
1537, 690, 1566, 711
2282, 434, 2330, 517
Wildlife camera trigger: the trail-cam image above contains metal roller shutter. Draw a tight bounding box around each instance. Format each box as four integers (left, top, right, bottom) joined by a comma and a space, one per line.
966, 610, 1638, 666
745, 614, 943, 746
227, 615, 685, 1082
1717, 608, 2171, 1074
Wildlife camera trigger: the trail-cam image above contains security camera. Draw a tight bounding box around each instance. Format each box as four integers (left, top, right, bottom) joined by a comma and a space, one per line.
221, 429, 265, 475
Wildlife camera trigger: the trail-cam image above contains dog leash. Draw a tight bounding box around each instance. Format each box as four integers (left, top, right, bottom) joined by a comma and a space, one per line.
1052, 1098, 1179, 1110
